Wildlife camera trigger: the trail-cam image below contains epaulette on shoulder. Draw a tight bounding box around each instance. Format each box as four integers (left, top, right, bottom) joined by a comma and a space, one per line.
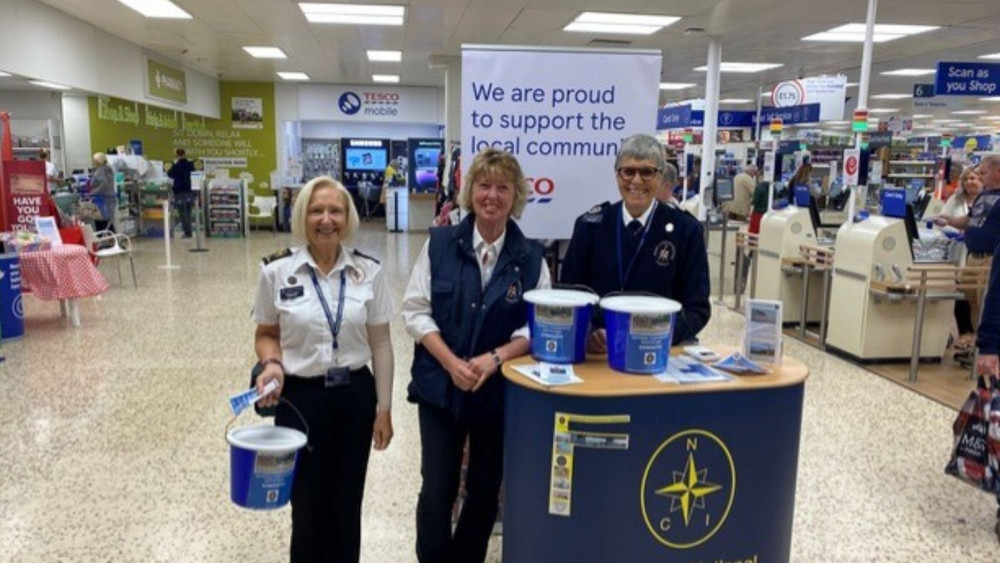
352, 249, 381, 264
262, 248, 292, 265
581, 201, 610, 223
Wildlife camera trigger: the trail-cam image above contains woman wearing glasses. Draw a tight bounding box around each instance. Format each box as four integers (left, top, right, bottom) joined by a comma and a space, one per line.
561, 133, 711, 352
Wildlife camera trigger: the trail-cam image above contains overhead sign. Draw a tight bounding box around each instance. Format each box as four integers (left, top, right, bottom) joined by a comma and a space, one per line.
656, 107, 754, 130
145, 57, 187, 105
753, 104, 821, 125
771, 75, 846, 121
298, 84, 440, 123
463, 45, 661, 240
843, 149, 860, 188
912, 83, 964, 111
934, 61, 1000, 96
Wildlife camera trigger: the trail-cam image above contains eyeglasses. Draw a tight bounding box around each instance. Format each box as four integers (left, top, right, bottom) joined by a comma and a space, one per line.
616, 166, 661, 181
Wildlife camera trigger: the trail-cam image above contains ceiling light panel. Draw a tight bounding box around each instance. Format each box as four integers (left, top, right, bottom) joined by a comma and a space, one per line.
277, 72, 310, 80
953, 109, 987, 115
867, 108, 899, 113
117, 0, 192, 19
372, 74, 399, 83
243, 46, 287, 59
695, 62, 783, 73
367, 50, 402, 62
881, 68, 935, 76
564, 12, 680, 35
300, 3, 405, 25
871, 93, 912, 99
719, 98, 753, 103
980, 52, 1000, 60
30, 80, 71, 90
659, 82, 696, 90
802, 23, 936, 43
0, 71, 11, 77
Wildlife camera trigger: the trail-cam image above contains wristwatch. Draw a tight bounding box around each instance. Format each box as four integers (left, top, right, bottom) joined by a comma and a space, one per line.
490, 349, 503, 367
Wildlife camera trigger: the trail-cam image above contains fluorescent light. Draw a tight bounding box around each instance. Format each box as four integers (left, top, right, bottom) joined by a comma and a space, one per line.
243, 46, 287, 59
719, 98, 753, 104
825, 121, 850, 125
116, 0, 192, 19
372, 74, 399, 83
694, 62, 784, 73
564, 12, 680, 35
912, 114, 932, 118
980, 52, 1000, 60
867, 108, 899, 114
980, 97, 1000, 102
881, 68, 935, 76
30, 80, 70, 90
300, 3, 405, 25
0, 71, 10, 77
277, 72, 310, 81
980, 116, 1000, 121
846, 82, 858, 88
933, 119, 960, 123
953, 109, 988, 115
802, 23, 937, 43
367, 50, 402, 62
659, 82, 696, 90
871, 93, 912, 99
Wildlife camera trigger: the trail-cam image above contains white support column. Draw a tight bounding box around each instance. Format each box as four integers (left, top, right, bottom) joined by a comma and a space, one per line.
699, 37, 723, 222
848, 0, 878, 222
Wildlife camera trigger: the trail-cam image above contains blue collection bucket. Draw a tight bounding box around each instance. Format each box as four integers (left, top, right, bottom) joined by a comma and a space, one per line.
524, 289, 599, 364
600, 295, 682, 374
227, 424, 308, 510
0, 253, 24, 341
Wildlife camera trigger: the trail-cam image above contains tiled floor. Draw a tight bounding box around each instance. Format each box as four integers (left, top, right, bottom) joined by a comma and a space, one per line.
2, 223, 998, 562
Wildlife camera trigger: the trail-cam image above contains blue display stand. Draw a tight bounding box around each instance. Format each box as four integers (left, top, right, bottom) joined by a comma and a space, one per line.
502, 354, 808, 562
0, 252, 25, 340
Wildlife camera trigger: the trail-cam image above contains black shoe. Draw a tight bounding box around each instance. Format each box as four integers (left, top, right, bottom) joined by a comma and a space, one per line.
994, 519, 1000, 545
181, 234, 193, 239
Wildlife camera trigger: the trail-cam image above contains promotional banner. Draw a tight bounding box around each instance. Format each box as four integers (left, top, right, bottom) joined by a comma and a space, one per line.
771, 75, 846, 121
2, 160, 56, 232
298, 84, 440, 124
462, 45, 661, 240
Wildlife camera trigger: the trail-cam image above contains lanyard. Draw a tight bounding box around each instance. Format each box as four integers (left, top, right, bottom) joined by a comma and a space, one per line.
308, 267, 347, 352
615, 202, 655, 290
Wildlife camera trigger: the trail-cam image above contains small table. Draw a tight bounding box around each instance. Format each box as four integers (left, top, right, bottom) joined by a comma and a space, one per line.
19, 245, 109, 327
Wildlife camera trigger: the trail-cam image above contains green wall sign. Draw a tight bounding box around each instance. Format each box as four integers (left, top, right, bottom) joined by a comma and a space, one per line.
146, 57, 187, 104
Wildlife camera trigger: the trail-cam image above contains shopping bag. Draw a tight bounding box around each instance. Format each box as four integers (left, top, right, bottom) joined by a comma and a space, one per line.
944, 375, 1000, 492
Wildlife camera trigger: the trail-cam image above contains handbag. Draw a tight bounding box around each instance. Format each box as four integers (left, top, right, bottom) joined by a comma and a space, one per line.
944, 375, 1000, 493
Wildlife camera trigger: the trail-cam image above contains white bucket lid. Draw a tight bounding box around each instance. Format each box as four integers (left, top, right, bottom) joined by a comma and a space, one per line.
524, 288, 598, 307
600, 295, 682, 315
227, 424, 308, 454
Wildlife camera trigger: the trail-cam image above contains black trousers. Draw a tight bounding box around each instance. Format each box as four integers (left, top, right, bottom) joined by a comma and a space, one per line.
276, 368, 377, 563
174, 192, 195, 237
416, 402, 504, 563
955, 299, 974, 336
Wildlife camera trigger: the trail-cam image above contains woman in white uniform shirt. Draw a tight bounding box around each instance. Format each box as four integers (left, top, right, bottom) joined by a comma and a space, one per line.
252, 176, 394, 562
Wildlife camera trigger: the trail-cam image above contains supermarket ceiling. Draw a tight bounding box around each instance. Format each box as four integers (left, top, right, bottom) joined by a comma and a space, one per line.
21, 0, 1000, 120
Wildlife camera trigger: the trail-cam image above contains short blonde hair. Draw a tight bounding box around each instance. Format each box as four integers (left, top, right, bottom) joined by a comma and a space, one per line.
959, 167, 980, 191
457, 148, 529, 219
291, 176, 360, 245
93, 152, 107, 166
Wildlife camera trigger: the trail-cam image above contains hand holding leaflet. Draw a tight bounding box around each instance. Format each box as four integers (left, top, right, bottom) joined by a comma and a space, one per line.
229, 379, 279, 416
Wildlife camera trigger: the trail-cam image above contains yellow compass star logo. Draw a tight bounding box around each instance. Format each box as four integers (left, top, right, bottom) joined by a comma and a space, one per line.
654, 452, 723, 527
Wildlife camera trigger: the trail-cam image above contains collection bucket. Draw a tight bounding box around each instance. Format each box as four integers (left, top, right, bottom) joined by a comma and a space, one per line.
600, 295, 682, 374
524, 288, 599, 364
227, 424, 308, 510
0, 253, 24, 341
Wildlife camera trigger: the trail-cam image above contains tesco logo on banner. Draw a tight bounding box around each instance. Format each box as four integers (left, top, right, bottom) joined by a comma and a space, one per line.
525, 176, 555, 204
772, 80, 805, 107
338, 90, 401, 116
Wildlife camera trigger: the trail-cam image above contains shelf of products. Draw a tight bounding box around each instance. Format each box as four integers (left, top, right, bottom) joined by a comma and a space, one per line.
208, 179, 245, 237
301, 138, 342, 183
887, 160, 935, 188
138, 179, 173, 237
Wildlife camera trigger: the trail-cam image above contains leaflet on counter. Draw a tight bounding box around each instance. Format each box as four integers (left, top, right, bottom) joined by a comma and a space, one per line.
653, 356, 733, 384
512, 363, 583, 387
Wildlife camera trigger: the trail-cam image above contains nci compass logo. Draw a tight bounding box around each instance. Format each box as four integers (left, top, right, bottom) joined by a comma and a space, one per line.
640, 429, 736, 549
338, 90, 400, 116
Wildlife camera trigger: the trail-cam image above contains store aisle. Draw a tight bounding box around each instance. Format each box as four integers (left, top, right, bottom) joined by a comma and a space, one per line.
1, 223, 997, 562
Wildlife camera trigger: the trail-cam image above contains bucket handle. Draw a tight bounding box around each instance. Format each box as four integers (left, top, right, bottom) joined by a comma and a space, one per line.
225, 397, 313, 453
552, 282, 599, 296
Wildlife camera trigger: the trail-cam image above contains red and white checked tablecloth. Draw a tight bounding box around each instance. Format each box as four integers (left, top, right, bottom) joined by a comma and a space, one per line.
19, 245, 109, 301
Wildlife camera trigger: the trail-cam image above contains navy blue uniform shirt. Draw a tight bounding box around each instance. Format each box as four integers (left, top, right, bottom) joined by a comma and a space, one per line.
964, 190, 1000, 255
560, 200, 711, 344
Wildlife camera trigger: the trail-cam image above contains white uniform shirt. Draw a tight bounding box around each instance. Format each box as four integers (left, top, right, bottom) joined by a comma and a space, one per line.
401, 226, 552, 343
253, 246, 394, 378
621, 199, 656, 227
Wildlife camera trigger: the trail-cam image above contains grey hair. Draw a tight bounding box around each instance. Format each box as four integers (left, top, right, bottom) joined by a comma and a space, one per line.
661, 162, 678, 186
614, 134, 666, 171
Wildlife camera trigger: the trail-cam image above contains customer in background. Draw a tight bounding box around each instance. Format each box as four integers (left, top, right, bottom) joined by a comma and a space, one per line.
167, 148, 195, 238
39, 148, 60, 193
89, 152, 116, 232
722, 164, 757, 221
561, 133, 711, 350
938, 155, 1000, 330
656, 161, 680, 206
252, 176, 395, 562
402, 148, 550, 563
937, 168, 984, 352
973, 237, 1000, 545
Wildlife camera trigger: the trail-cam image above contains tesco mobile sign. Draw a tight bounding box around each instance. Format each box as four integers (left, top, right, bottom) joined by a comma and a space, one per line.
770, 75, 846, 121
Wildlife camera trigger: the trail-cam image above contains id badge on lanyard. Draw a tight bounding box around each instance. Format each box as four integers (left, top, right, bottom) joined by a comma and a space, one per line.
309, 267, 351, 388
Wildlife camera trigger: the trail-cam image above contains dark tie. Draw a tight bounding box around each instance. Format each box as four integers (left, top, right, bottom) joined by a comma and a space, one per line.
627, 219, 643, 237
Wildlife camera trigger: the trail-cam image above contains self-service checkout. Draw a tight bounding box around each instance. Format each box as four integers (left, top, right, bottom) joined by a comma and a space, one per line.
752, 146, 954, 361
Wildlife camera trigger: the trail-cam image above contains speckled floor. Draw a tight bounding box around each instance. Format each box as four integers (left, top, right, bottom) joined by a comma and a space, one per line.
1, 223, 998, 562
